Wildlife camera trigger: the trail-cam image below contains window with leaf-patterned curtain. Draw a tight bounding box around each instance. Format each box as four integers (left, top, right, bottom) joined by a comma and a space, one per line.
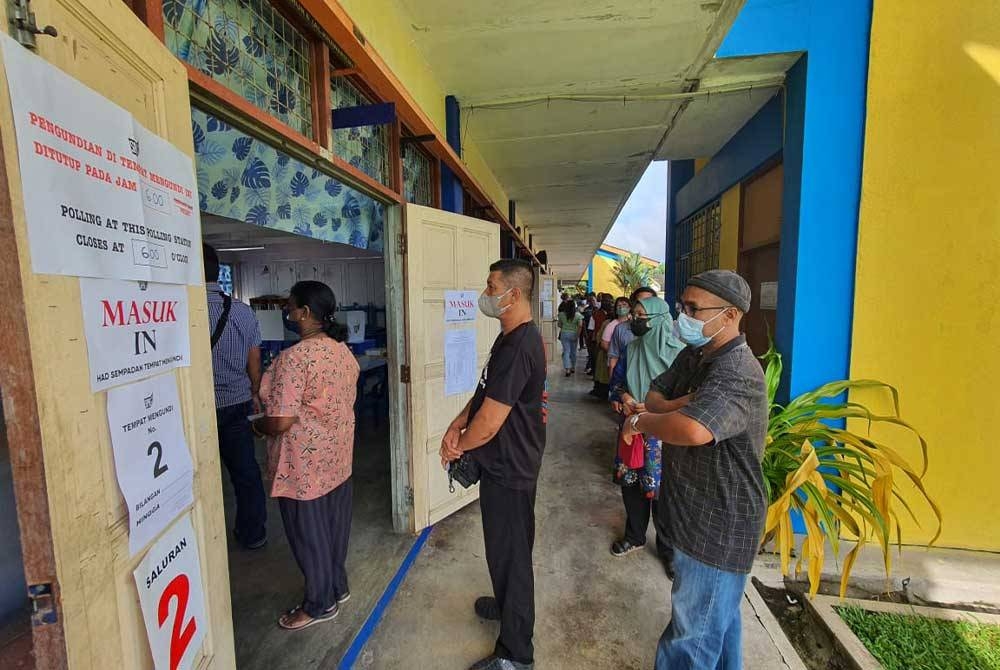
163, 0, 314, 137
330, 76, 391, 186
402, 143, 433, 206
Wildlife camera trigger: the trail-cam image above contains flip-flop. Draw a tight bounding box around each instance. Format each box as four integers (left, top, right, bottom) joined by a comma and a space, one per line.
277, 604, 338, 631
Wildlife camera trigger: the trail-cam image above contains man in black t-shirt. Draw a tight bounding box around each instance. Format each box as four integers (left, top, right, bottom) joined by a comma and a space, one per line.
440, 259, 546, 670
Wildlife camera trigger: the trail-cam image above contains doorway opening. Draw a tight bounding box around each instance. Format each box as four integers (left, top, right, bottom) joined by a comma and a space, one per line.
201, 214, 413, 667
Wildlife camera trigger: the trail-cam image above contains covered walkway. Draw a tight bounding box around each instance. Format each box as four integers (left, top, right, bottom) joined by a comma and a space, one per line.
353, 364, 793, 669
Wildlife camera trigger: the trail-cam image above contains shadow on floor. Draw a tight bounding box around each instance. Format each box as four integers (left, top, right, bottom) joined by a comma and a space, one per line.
220, 418, 415, 670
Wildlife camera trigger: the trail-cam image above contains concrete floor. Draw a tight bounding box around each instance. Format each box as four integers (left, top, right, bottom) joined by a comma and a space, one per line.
357, 365, 793, 669
221, 418, 415, 669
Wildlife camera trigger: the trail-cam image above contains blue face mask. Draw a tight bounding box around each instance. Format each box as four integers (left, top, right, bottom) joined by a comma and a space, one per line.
282, 308, 300, 335
675, 310, 727, 347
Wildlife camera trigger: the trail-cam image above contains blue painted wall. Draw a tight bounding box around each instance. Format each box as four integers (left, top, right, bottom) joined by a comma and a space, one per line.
441, 95, 464, 213
684, 0, 872, 400
664, 159, 694, 306
673, 93, 784, 222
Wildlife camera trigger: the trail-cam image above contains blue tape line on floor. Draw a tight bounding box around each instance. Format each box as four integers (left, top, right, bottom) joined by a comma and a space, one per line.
339, 526, 433, 669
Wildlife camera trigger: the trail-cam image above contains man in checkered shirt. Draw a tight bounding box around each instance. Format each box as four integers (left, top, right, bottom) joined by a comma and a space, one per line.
622, 270, 767, 670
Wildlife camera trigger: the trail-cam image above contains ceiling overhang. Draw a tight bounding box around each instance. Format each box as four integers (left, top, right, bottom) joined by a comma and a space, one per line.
369, 2, 798, 278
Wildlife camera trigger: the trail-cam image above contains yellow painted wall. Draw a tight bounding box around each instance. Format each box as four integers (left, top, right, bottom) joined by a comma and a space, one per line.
850, 1, 1000, 549
338, 0, 509, 214
719, 184, 741, 271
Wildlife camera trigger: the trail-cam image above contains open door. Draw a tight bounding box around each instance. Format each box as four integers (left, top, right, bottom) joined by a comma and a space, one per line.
533, 271, 559, 366
405, 204, 499, 531
0, 3, 234, 669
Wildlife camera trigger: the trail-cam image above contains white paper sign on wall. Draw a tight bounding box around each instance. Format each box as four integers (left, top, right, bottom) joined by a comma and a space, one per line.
79, 278, 191, 391
108, 374, 194, 556
759, 281, 779, 311
444, 290, 478, 323
0, 35, 202, 285
133, 513, 206, 670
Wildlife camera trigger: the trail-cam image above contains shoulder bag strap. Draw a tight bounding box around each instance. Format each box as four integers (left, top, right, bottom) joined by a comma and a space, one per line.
210, 293, 232, 348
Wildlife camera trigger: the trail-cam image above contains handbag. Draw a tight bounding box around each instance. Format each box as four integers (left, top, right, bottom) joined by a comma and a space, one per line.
447, 453, 480, 493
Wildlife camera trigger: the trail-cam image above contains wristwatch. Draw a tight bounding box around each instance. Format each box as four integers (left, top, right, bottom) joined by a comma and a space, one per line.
629, 412, 646, 432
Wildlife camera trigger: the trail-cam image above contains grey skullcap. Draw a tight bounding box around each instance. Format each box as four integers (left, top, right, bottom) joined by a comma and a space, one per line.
687, 269, 752, 312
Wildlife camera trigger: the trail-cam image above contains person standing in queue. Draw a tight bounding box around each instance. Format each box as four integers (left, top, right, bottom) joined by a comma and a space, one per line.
440, 259, 547, 670
252, 281, 359, 631
621, 270, 767, 670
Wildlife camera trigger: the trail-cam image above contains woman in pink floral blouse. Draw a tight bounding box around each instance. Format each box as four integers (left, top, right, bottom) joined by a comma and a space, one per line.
251, 280, 359, 631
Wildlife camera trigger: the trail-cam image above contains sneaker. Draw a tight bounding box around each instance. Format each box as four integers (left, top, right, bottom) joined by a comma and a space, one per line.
244, 536, 267, 550
337, 590, 351, 604
610, 539, 645, 557
473, 596, 501, 621
468, 656, 533, 670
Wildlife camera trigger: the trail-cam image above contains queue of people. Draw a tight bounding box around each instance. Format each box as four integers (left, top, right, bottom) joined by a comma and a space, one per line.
557, 270, 766, 670
206, 242, 765, 669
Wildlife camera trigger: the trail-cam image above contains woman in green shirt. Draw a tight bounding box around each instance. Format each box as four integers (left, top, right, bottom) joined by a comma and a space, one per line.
557, 302, 584, 376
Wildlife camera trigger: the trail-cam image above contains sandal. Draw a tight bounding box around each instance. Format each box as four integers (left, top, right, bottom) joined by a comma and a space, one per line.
277, 603, 339, 631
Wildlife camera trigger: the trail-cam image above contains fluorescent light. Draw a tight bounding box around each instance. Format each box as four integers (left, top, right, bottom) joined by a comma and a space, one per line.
217, 245, 265, 252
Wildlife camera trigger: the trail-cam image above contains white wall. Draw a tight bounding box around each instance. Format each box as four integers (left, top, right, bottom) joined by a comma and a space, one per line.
232, 258, 385, 308
219, 238, 385, 308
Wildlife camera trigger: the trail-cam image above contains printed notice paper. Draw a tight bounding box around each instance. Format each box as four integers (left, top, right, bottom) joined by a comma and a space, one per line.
0, 35, 202, 284
80, 278, 191, 391
108, 374, 194, 556
444, 328, 478, 396
133, 514, 206, 670
444, 291, 478, 323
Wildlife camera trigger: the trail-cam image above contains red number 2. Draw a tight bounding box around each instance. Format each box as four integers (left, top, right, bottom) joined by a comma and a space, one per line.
157, 574, 197, 670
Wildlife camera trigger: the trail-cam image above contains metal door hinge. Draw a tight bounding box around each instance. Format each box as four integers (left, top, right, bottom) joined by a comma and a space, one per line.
28, 582, 58, 626
400, 364, 411, 384
8, 0, 58, 49
396, 233, 407, 255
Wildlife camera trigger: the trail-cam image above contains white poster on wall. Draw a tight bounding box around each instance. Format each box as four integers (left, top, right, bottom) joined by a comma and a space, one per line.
541, 279, 553, 301
108, 374, 194, 556
444, 291, 478, 323
759, 281, 779, 310
79, 278, 191, 391
0, 35, 201, 284
133, 514, 207, 670
444, 328, 478, 396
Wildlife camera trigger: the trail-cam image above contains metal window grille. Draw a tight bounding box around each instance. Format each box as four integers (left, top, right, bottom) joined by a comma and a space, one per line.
402, 143, 433, 206
164, 0, 314, 137
674, 200, 722, 290
330, 77, 391, 186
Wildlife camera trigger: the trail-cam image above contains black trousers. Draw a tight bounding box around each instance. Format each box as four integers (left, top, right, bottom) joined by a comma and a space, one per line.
216, 401, 267, 545
481, 477, 536, 664
622, 483, 675, 563
278, 478, 353, 618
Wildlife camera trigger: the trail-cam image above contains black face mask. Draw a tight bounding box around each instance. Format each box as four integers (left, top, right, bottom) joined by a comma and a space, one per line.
630, 319, 650, 337
282, 307, 300, 334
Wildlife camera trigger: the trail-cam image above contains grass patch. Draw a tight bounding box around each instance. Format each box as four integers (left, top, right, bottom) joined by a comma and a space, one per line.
837, 605, 1000, 670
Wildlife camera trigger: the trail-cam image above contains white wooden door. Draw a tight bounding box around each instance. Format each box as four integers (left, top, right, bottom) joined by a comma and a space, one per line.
534, 271, 559, 366
0, 3, 235, 668
405, 204, 499, 531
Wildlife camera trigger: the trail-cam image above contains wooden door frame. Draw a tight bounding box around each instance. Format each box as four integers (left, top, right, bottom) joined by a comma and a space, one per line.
0, 131, 68, 669
384, 202, 413, 532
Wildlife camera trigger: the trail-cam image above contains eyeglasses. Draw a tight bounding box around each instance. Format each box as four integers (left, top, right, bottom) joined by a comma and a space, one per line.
675, 302, 733, 317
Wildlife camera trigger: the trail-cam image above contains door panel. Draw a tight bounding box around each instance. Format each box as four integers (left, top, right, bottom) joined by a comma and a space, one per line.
739, 161, 783, 358
0, 2, 234, 668
405, 204, 499, 531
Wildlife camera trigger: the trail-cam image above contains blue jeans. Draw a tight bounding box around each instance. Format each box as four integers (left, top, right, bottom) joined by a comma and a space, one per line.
216, 400, 267, 545
559, 331, 578, 370
655, 548, 747, 670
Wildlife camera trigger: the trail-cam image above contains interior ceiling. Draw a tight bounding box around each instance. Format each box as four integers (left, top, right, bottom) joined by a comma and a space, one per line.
391, 0, 797, 278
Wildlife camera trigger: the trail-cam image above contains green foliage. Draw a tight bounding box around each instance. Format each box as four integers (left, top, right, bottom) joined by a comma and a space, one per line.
838, 606, 1000, 670
610, 252, 662, 295
760, 342, 942, 597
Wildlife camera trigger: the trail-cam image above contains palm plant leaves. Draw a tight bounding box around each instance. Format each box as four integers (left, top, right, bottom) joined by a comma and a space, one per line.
759, 343, 941, 598
610, 252, 662, 295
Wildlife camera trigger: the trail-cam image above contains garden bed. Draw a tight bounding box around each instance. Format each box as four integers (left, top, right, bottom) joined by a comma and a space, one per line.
837, 605, 1000, 670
